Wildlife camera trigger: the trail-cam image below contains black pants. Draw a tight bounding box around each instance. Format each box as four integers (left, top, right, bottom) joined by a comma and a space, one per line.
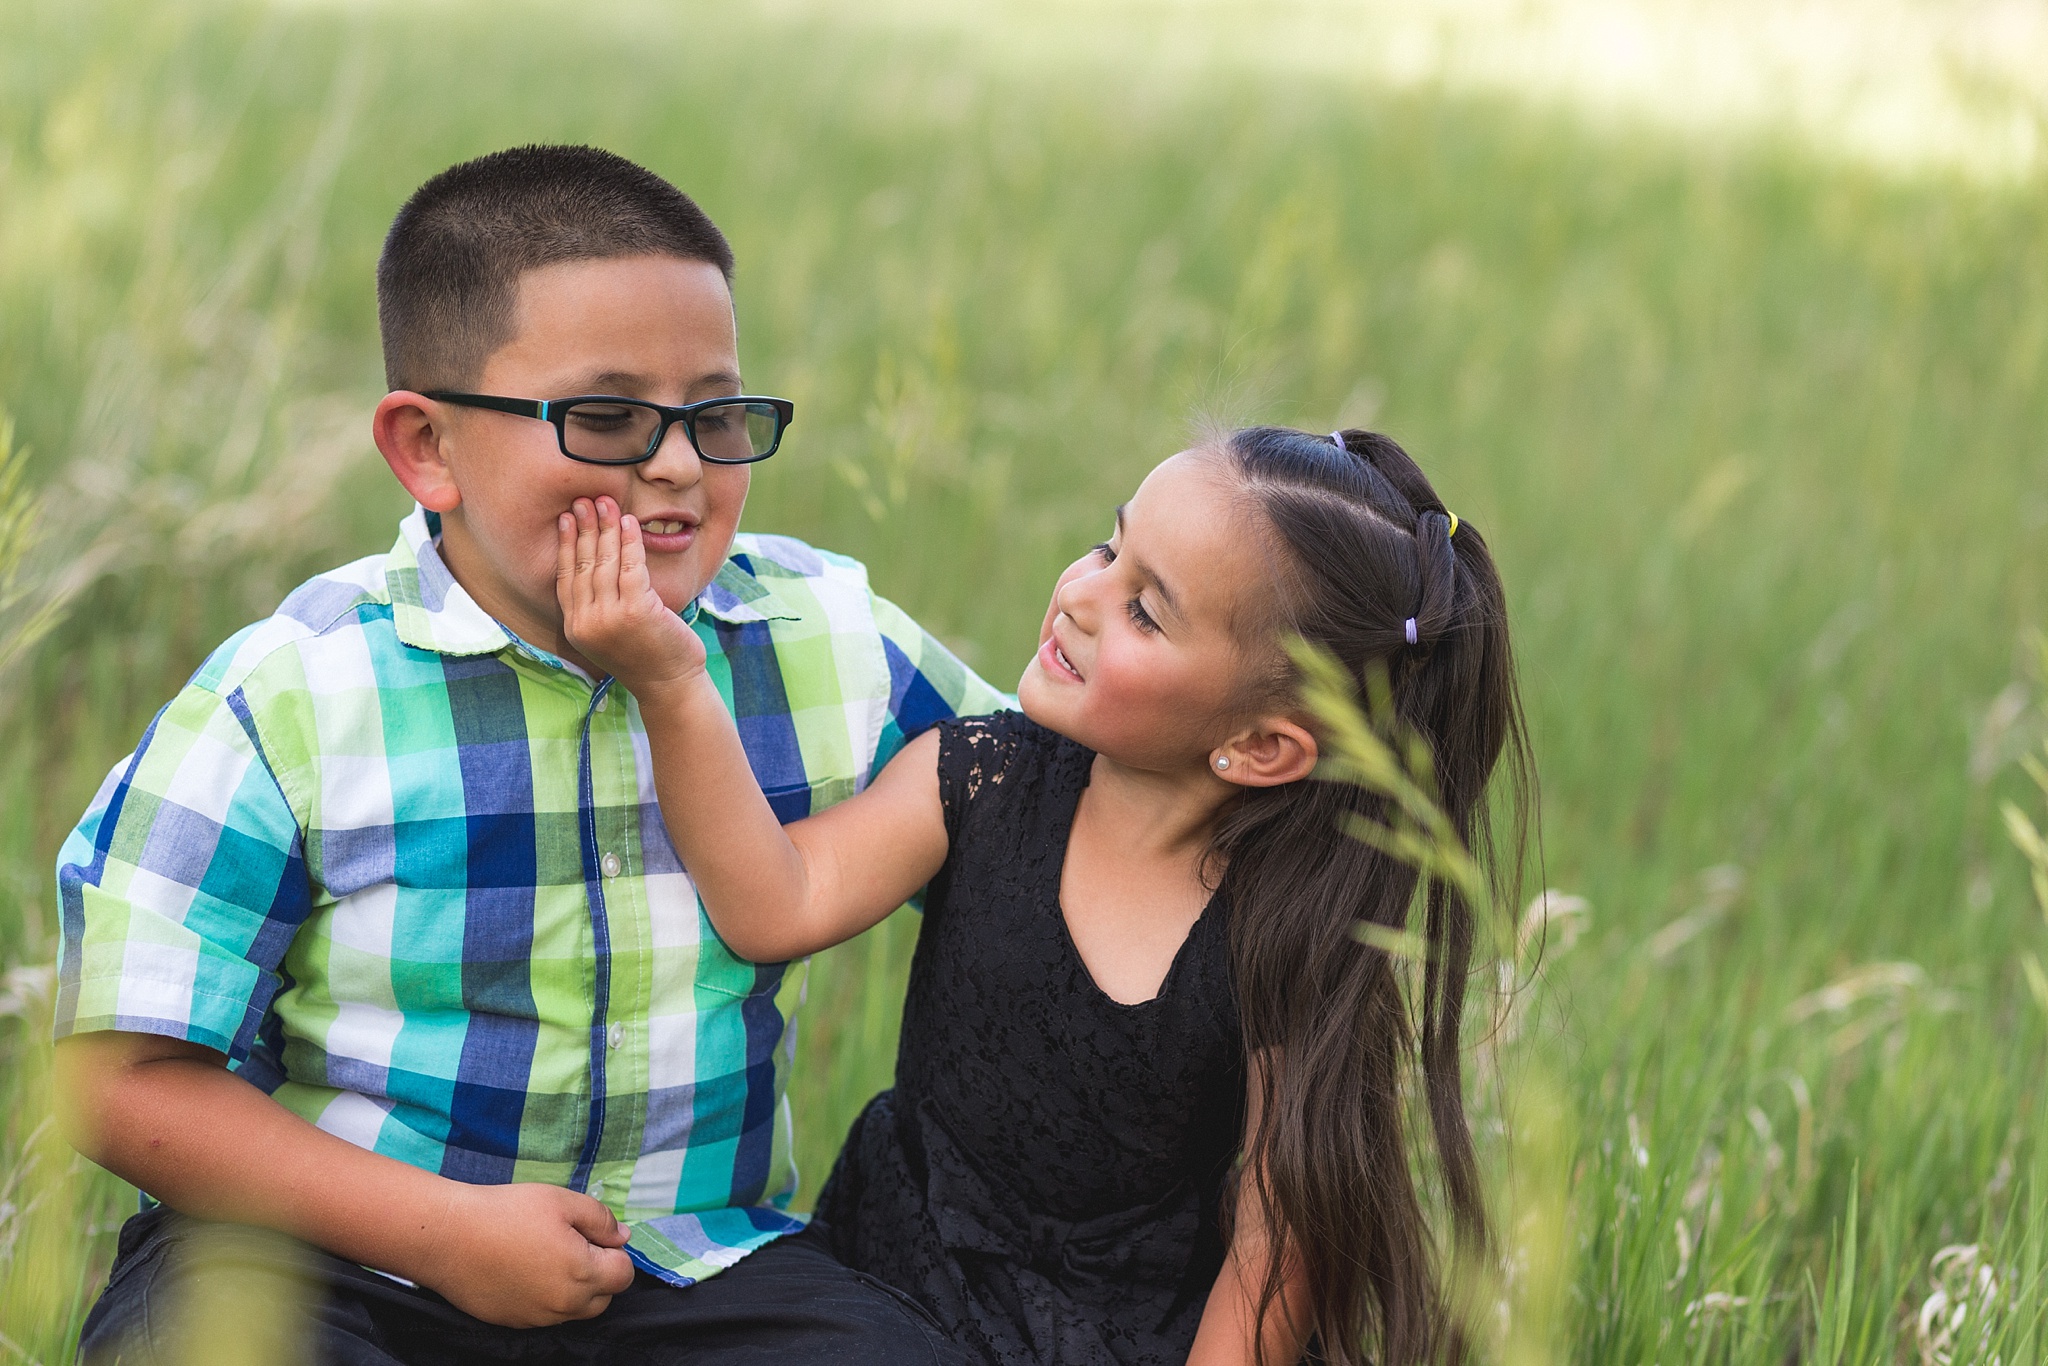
79, 1207, 971, 1365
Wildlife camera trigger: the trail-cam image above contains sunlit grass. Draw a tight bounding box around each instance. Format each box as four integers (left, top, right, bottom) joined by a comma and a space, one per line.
2, 0, 2046, 1359
767, 0, 2048, 180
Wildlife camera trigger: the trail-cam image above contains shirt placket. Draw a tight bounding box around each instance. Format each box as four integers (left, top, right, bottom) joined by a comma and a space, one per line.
571, 676, 653, 1208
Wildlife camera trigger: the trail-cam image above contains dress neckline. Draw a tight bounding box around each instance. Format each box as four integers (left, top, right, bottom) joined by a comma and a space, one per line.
1046, 737, 1224, 1011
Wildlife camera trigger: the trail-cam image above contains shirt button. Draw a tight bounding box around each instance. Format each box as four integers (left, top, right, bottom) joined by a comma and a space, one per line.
607, 1022, 625, 1050
595, 693, 609, 712
601, 852, 622, 878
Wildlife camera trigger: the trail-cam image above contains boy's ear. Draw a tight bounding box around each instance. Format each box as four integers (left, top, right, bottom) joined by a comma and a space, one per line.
373, 392, 462, 513
1213, 716, 1319, 788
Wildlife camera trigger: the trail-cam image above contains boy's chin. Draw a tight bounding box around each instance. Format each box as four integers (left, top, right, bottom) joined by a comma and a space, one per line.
654, 588, 704, 617
647, 565, 717, 617
645, 530, 737, 614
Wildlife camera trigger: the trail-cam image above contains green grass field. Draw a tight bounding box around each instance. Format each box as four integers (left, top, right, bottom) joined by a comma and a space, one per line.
3, 0, 2047, 1359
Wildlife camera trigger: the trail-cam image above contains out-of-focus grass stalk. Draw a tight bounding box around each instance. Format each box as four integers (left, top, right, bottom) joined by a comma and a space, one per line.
0, 416, 100, 1358
0, 993, 114, 1359
1998, 636, 2048, 1018
1802, 1183, 1863, 1366
1296, 640, 1569, 1364
1295, 644, 1488, 916
158, 1223, 314, 1366
0, 413, 67, 681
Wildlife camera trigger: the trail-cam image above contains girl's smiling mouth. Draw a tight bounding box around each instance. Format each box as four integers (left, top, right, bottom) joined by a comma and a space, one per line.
1038, 634, 1085, 683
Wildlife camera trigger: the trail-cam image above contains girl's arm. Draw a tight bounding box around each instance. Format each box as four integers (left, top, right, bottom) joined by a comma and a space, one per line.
557, 497, 949, 960
1187, 1054, 1313, 1366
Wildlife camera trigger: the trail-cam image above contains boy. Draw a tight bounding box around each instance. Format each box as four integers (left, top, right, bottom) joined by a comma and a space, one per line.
54, 145, 1001, 1364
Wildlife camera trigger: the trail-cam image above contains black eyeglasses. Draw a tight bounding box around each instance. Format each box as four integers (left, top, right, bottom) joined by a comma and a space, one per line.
425, 392, 795, 465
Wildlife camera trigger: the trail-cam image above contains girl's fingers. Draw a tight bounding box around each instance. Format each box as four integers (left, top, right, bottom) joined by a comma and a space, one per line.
618, 514, 650, 599
594, 497, 622, 602
563, 498, 671, 638
573, 498, 600, 601
555, 512, 578, 610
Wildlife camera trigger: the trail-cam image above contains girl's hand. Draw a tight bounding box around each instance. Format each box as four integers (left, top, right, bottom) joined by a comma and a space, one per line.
556, 496, 706, 694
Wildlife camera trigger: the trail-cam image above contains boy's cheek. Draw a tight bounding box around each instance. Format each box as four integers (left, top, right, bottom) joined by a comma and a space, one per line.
705, 469, 751, 533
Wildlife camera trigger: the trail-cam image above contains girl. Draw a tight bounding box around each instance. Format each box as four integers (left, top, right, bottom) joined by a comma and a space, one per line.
558, 426, 1532, 1365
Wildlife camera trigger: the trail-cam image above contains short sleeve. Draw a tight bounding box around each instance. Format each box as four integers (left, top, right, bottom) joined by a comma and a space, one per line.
933, 711, 1036, 849
868, 591, 1012, 776
54, 680, 313, 1061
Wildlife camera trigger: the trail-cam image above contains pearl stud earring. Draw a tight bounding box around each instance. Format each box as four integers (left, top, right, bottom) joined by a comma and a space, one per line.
1214, 756, 1230, 770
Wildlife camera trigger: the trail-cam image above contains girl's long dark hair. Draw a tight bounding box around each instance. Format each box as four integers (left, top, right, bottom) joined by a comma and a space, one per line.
1212, 426, 1534, 1365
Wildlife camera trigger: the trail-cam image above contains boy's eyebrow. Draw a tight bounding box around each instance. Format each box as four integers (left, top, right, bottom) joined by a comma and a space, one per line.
1113, 505, 1183, 623
576, 368, 744, 396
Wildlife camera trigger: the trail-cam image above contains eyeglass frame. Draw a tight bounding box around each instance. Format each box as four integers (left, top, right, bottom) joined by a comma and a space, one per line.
422, 391, 796, 466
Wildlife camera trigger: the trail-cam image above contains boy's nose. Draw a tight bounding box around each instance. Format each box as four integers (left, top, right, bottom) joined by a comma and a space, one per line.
637, 422, 705, 487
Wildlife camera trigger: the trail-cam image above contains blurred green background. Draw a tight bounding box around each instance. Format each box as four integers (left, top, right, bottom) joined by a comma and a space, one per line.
3, 0, 2046, 1359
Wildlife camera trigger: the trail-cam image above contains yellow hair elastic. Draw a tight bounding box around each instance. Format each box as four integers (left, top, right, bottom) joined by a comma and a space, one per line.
1447, 512, 1460, 538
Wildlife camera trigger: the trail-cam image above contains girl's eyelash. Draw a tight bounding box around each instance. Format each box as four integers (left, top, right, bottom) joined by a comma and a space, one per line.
1090, 542, 1156, 631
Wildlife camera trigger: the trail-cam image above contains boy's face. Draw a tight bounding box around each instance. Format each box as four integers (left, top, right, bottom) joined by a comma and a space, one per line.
401, 254, 750, 661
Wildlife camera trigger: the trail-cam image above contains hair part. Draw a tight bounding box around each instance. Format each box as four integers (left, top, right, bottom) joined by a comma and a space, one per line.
376, 144, 735, 392
1211, 426, 1535, 1365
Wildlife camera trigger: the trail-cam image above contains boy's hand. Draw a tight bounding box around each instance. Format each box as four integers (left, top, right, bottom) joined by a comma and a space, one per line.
557, 495, 707, 695
56, 1033, 639, 1332
423, 1181, 637, 1328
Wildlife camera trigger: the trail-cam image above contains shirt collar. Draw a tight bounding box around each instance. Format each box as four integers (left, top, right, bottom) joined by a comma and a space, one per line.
694, 551, 804, 626
384, 507, 799, 658
385, 507, 517, 658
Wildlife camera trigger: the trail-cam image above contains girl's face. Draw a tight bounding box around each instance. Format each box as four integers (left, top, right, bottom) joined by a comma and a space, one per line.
1018, 449, 1278, 772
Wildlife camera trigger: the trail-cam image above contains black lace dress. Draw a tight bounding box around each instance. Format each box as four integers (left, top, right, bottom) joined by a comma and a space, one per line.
813, 711, 1246, 1366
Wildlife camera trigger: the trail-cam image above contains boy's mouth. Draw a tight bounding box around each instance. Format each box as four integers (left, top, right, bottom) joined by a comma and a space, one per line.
637, 514, 700, 552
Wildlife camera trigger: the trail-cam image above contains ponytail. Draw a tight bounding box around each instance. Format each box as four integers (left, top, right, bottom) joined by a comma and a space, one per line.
1213, 426, 1533, 1364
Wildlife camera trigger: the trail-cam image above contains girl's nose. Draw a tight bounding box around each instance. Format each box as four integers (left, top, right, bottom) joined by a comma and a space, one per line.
1055, 562, 1107, 630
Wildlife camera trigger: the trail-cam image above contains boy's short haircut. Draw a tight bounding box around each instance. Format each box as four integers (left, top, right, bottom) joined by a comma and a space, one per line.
377, 144, 735, 392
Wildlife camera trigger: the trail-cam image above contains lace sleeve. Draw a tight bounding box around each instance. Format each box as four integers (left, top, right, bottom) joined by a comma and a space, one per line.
934, 710, 1032, 848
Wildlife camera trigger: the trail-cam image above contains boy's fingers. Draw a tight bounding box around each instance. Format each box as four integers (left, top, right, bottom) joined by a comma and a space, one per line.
591, 1246, 636, 1295
569, 1293, 617, 1323
565, 1193, 629, 1248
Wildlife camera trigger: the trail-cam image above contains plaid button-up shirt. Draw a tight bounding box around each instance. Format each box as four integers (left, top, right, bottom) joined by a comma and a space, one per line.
55, 506, 1004, 1285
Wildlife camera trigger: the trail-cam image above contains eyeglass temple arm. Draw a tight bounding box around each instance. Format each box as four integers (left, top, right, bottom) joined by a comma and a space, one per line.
421, 392, 548, 419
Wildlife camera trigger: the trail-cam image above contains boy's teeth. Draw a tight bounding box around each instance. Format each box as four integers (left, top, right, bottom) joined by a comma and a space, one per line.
645, 520, 684, 534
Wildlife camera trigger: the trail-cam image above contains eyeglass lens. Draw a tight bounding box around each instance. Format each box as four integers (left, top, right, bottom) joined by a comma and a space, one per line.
560, 401, 782, 463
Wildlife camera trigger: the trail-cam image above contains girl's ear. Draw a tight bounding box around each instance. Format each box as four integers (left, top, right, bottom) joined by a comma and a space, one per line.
1213, 717, 1319, 788
373, 392, 463, 513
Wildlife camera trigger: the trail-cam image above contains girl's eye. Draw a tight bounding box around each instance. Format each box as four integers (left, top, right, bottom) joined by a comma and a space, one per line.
1126, 598, 1160, 634
1092, 541, 1117, 563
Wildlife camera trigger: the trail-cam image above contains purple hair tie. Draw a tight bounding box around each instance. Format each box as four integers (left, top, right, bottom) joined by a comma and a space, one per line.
1404, 617, 1419, 646
1329, 431, 1346, 449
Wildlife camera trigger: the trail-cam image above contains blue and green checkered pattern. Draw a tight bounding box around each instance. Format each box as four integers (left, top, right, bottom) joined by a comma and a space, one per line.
55, 507, 1004, 1285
